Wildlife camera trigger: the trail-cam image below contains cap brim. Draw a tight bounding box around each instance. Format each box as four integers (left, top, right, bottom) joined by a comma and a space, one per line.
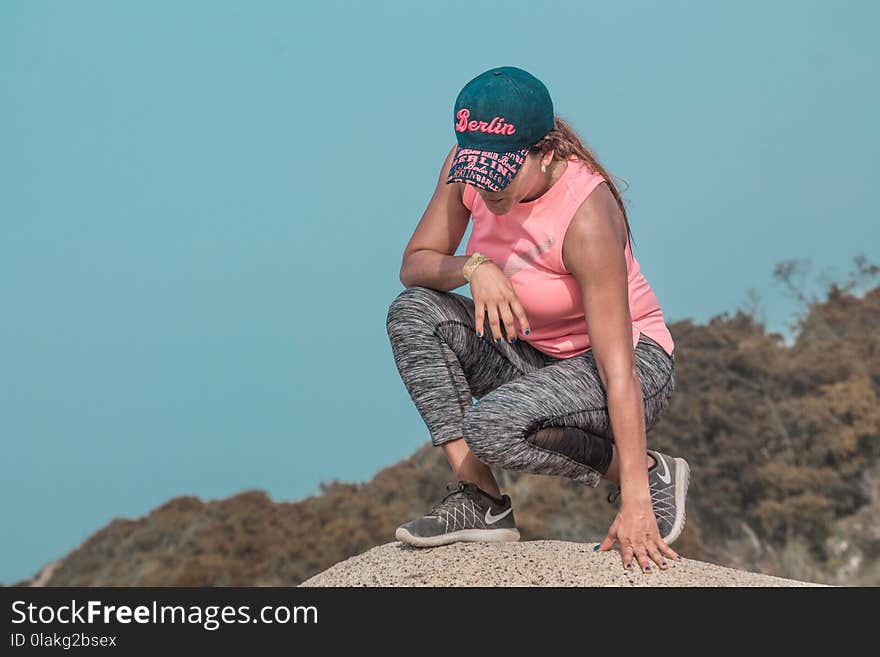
445, 146, 529, 192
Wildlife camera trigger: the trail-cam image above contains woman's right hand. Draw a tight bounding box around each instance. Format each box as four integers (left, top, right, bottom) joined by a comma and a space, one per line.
468, 261, 531, 343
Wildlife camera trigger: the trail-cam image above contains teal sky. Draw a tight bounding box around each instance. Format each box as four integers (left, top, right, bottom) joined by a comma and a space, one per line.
1, 1, 877, 584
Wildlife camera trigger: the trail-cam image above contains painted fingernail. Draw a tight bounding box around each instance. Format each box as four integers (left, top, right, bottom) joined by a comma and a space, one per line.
511, 337, 517, 342
524, 329, 530, 335
661, 561, 667, 567
645, 565, 651, 571
676, 556, 683, 561
476, 331, 482, 337
625, 563, 632, 569
496, 338, 501, 344
593, 544, 600, 551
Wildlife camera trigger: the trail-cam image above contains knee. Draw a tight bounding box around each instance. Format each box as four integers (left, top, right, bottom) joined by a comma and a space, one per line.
644, 373, 675, 432
385, 285, 441, 330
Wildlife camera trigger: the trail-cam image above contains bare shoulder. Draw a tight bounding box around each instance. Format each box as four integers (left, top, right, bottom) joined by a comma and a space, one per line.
561, 182, 627, 274
438, 143, 464, 200
570, 181, 626, 246
401, 144, 470, 261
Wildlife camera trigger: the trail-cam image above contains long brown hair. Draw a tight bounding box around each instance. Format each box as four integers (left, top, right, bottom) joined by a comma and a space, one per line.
529, 116, 634, 250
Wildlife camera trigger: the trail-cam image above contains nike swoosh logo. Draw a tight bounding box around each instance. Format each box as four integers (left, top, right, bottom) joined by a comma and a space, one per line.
485, 507, 513, 524
654, 453, 671, 484
500, 236, 555, 277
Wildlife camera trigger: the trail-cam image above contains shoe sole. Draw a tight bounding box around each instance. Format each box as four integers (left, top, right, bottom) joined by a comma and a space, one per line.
662, 457, 690, 545
395, 526, 521, 548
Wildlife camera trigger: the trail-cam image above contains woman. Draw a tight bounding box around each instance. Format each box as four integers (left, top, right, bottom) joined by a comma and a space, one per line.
385, 66, 688, 574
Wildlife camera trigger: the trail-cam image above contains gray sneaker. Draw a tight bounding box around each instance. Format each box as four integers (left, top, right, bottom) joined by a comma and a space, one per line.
395, 481, 520, 548
607, 449, 691, 545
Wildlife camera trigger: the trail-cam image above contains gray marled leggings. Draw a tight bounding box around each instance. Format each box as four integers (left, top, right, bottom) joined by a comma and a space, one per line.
385, 285, 676, 488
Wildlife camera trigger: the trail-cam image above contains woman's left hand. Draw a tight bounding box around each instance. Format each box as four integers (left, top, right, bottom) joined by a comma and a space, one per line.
596, 499, 679, 573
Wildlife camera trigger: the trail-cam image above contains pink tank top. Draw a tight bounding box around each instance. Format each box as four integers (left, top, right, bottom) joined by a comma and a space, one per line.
462, 156, 675, 359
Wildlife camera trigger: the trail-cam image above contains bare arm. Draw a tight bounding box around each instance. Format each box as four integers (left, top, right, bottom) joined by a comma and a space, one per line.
562, 183, 650, 503
399, 145, 473, 291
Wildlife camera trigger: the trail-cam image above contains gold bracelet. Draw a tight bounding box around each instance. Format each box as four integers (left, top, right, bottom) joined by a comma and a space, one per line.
463, 252, 493, 282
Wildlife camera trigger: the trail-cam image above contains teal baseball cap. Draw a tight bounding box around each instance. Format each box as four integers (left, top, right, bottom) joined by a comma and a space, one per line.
446, 66, 555, 192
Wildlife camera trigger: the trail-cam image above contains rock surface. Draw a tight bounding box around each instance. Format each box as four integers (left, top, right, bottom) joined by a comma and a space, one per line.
300, 540, 826, 587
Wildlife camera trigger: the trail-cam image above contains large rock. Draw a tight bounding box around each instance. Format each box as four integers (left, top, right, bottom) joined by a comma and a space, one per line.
300, 540, 826, 587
